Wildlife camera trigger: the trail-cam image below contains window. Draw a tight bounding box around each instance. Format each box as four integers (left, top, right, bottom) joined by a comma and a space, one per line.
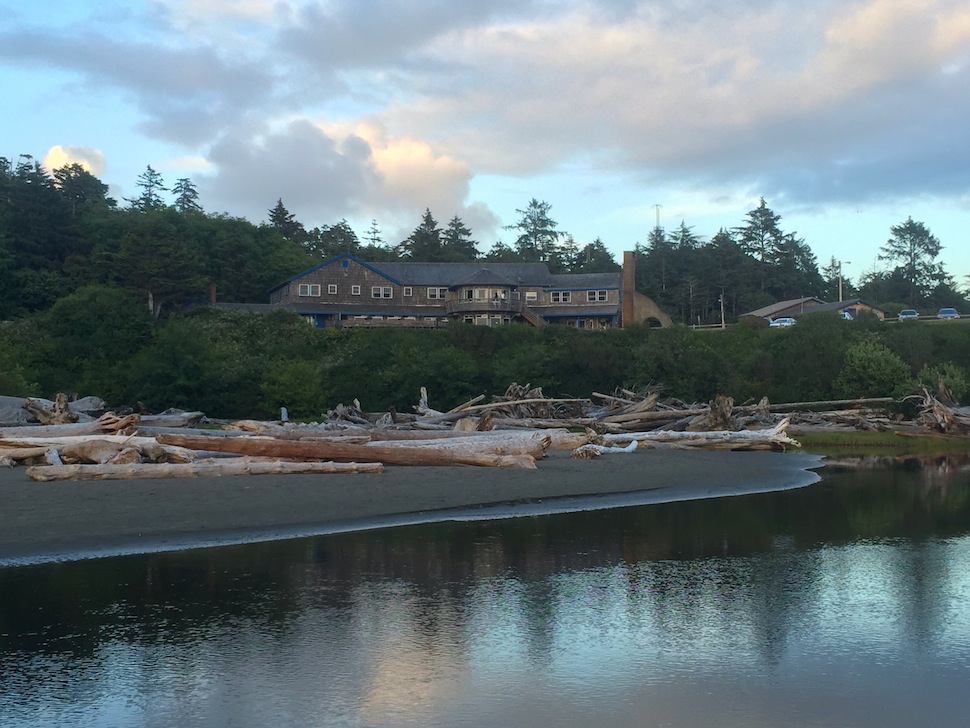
403, 287, 413, 297
298, 283, 321, 297
551, 291, 571, 303
371, 286, 392, 299
525, 291, 538, 302
328, 284, 338, 295
428, 287, 447, 300
587, 290, 608, 302
351, 285, 361, 296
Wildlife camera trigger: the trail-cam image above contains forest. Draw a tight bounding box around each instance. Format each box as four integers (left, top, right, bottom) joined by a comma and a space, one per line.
2, 155, 969, 418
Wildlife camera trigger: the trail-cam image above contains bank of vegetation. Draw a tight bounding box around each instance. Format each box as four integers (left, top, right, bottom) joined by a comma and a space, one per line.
2, 155, 969, 419
2, 300, 968, 420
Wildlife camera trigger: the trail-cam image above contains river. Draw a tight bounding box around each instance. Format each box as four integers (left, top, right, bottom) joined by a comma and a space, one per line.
2, 453, 970, 727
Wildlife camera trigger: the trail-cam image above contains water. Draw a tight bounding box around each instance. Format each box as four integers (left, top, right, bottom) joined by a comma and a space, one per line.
2, 455, 970, 727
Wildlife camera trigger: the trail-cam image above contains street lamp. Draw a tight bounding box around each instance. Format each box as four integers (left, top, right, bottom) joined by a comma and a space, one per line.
838, 260, 852, 302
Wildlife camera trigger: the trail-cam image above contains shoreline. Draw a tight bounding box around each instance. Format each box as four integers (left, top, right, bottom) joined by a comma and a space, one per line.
0, 449, 823, 566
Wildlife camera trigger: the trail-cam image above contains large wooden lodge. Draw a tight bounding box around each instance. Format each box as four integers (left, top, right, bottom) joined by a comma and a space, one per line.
263, 252, 670, 329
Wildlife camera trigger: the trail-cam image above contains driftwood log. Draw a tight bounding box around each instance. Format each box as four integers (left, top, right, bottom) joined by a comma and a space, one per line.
25, 459, 385, 481
156, 432, 547, 469
596, 418, 799, 451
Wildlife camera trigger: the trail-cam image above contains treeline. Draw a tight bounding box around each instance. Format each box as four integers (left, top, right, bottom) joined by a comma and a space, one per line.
3, 155, 967, 326
635, 201, 970, 325
2, 299, 968, 419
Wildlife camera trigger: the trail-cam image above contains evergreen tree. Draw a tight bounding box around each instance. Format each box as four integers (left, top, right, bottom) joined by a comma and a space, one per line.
879, 217, 944, 307
441, 215, 479, 261
506, 198, 560, 263
306, 219, 361, 259
733, 198, 785, 292
571, 238, 619, 273
52, 163, 115, 216
172, 177, 202, 214
129, 165, 167, 211
397, 208, 443, 260
268, 199, 307, 244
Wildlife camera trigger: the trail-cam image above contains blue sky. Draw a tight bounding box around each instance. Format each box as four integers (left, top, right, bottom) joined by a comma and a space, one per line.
2, 0, 968, 289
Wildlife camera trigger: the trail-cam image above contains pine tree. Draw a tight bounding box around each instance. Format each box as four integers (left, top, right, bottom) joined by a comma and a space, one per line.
172, 178, 202, 214
441, 215, 478, 261
129, 165, 167, 211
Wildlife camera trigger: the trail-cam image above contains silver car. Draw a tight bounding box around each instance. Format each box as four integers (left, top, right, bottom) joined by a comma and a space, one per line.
937, 308, 960, 320
769, 317, 797, 328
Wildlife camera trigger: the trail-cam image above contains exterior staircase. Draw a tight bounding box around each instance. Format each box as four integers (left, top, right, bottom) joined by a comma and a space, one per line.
519, 304, 548, 327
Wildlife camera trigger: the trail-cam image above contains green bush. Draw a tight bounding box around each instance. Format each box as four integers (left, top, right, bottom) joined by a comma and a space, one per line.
832, 337, 912, 399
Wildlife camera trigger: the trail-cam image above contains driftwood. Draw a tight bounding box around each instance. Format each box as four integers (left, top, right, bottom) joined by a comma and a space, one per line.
155, 432, 545, 469
23, 393, 79, 425
26, 459, 385, 481
1, 435, 200, 463
914, 387, 970, 434
595, 418, 799, 451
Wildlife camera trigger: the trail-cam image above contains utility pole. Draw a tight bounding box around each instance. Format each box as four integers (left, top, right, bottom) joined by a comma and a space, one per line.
652, 204, 663, 231
838, 260, 851, 302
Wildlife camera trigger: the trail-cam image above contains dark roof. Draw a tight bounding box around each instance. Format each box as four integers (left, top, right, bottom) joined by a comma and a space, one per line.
547, 272, 621, 289
743, 297, 825, 318
378, 261, 555, 286
448, 268, 520, 288
800, 299, 888, 315
271, 253, 568, 291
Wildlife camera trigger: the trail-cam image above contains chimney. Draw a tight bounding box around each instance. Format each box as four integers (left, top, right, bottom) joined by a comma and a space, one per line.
622, 251, 635, 327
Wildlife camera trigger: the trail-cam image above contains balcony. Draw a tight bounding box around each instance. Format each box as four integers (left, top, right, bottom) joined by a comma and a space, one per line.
445, 298, 523, 315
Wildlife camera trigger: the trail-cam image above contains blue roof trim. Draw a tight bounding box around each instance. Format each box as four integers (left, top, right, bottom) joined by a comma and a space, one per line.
274, 253, 403, 289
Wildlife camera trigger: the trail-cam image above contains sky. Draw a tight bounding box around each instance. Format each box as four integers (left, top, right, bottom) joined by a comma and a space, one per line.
2, 0, 969, 289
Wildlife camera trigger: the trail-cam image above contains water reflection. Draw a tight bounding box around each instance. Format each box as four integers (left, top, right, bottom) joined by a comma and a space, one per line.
3, 459, 970, 727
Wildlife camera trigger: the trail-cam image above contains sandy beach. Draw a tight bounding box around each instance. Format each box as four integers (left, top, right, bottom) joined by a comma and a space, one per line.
0, 449, 822, 565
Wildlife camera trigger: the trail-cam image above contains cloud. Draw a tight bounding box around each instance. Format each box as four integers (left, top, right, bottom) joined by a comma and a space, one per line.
43, 146, 106, 175
200, 117, 494, 240
0, 27, 278, 146
4, 0, 970, 241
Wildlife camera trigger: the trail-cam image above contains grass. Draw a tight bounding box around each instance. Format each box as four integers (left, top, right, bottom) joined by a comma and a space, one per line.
797, 430, 970, 456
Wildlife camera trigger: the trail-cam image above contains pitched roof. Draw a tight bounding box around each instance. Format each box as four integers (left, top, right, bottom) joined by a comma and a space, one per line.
743, 297, 825, 318
448, 268, 520, 288
799, 298, 888, 315
548, 272, 621, 289
272, 253, 606, 291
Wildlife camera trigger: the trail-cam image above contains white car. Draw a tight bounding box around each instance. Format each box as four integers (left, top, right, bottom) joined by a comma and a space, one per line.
769, 317, 797, 328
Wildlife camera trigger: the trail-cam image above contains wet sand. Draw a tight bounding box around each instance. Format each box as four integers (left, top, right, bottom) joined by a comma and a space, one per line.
0, 449, 822, 565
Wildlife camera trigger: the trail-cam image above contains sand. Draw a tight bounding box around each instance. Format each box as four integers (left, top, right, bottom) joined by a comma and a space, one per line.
0, 449, 823, 565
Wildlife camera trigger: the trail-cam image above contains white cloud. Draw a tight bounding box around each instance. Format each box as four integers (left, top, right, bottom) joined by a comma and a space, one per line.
43, 145, 105, 175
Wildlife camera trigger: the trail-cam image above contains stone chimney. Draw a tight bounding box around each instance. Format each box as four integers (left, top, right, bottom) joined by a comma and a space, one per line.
622, 251, 635, 327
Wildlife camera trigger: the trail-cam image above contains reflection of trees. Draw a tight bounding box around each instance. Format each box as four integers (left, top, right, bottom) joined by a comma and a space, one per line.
4, 458, 970, 710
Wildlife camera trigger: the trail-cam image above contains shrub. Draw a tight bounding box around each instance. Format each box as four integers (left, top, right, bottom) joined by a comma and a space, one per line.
832, 337, 912, 399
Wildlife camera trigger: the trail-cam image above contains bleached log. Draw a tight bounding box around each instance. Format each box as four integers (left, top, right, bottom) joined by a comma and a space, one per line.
490, 417, 622, 433
155, 433, 542, 468
1, 435, 200, 463
571, 441, 639, 459
1, 422, 110, 438
597, 418, 800, 451
25, 459, 385, 481
0, 446, 48, 462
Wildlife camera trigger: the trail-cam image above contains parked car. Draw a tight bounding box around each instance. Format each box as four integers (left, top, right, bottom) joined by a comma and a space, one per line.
769, 317, 797, 328
897, 309, 919, 321
937, 307, 960, 320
